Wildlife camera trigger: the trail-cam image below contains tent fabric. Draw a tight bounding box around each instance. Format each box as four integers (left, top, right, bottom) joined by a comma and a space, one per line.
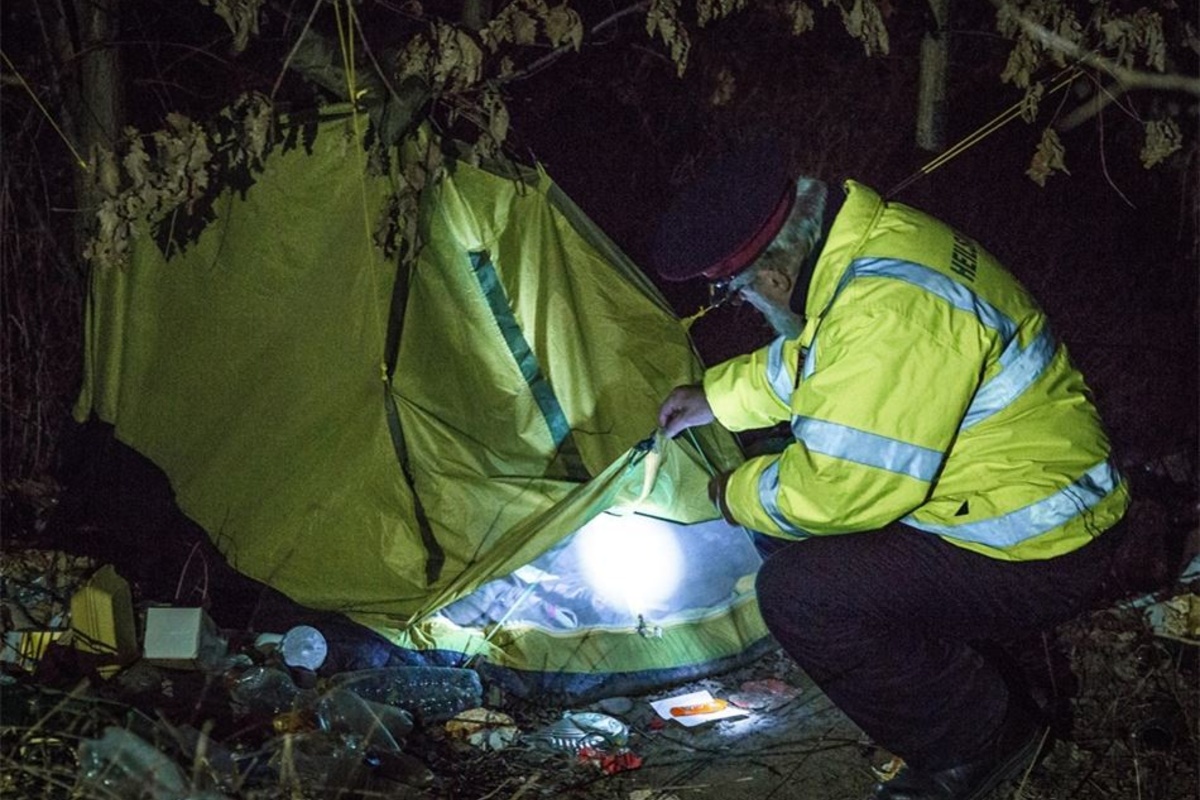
75, 110, 768, 695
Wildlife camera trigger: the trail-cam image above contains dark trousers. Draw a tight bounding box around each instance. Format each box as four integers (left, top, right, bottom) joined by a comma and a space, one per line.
754, 521, 1126, 769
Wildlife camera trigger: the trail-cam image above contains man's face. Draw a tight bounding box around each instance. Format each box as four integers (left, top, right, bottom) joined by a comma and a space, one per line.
728, 267, 803, 339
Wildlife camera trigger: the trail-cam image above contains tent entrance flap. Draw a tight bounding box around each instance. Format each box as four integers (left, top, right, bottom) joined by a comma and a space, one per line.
440, 514, 761, 632
431, 515, 766, 699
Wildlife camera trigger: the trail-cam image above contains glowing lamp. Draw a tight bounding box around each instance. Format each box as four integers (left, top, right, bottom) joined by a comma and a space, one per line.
574, 512, 685, 617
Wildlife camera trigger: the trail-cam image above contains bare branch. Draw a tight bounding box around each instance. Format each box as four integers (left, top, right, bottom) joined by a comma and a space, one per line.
1056, 80, 1129, 132
501, 2, 649, 84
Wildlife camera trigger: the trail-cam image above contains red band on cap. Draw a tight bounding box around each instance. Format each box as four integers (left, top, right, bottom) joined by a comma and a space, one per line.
701, 187, 795, 280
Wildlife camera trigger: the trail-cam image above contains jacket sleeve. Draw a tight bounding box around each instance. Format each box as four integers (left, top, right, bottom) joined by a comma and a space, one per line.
702, 335, 804, 431
723, 302, 983, 537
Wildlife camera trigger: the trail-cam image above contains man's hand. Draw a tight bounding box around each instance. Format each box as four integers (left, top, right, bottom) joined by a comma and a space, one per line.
657, 385, 716, 438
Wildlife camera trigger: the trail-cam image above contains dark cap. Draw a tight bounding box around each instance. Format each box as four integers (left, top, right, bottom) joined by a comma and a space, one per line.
651, 138, 794, 282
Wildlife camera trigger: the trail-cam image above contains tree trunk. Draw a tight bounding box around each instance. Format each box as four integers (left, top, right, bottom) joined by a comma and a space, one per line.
50, 0, 125, 258
916, 0, 949, 153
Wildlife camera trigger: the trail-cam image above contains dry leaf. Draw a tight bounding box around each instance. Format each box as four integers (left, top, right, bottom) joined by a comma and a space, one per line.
1026, 127, 1068, 186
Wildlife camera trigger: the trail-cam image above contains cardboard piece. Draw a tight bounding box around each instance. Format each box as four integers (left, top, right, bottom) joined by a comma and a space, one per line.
143, 606, 224, 669
69, 564, 138, 677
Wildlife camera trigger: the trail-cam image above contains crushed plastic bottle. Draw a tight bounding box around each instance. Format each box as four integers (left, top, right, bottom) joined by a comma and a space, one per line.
265, 730, 367, 794
314, 686, 414, 752
328, 665, 482, 722
228, 665, 311, 715
168, 724, 242, 793
77, 726, 229, 800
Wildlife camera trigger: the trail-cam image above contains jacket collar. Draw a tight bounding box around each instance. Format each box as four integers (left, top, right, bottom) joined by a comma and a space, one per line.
789, 185, 844, 317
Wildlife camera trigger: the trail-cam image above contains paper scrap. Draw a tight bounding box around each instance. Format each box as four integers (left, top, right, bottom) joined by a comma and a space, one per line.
650, 690, 748, 727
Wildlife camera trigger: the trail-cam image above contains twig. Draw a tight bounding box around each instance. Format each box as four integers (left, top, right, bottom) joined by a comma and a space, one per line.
474, 777, 514, 800
269, 0, 324, 102
764, 751, 814, 800
1012, 726, 1052, 799
173, 539, 211, 604
506, 772, 541, 800
1096, 93, 1136, 209
473, 771, 541, 800
1064, 739, 1117, 798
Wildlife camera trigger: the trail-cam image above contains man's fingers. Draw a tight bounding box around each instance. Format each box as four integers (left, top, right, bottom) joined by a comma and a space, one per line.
657, 385, 715, 438
657, 401, 679, 430
657, 388, 687, 430
662, 414, 687, 439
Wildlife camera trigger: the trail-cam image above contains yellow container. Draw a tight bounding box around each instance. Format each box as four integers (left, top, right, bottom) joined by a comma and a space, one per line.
19, 629, 65, 668
69, 564, 138, 677
1, 629, 64, 671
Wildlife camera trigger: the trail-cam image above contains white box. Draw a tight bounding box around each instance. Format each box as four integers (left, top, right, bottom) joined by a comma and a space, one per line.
143, 607, 221, 669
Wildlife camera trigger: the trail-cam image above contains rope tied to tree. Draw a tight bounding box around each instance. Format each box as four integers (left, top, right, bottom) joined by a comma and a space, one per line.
887, 64, 1085, 198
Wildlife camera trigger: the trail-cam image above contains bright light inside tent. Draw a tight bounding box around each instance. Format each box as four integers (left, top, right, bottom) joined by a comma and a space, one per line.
575, 513, 684, 617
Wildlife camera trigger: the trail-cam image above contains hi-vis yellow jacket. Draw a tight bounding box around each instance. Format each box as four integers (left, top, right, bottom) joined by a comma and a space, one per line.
705, 181, 1129, 561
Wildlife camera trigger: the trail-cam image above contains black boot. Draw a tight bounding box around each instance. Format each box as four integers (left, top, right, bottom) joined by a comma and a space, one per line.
871, 708, 1050, 800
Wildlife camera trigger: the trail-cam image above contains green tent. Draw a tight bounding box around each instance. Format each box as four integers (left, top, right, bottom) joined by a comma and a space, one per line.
75, 110, 769, 698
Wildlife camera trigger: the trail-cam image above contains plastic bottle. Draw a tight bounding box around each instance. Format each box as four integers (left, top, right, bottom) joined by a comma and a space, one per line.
228, 665, 310, 714
328, 665, 482, 722
265, 730, 367, 794
314, 686, 414, 752
77, 726, 229, 800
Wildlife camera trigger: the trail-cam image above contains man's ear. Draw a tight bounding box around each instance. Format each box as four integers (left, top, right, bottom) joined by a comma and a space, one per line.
759, 266, 794, 300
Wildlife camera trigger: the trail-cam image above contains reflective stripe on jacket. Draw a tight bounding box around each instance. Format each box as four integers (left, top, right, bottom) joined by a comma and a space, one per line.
704, 181, 1129, 561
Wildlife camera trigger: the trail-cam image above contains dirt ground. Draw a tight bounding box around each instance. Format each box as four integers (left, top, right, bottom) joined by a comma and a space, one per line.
6, 615, 1194, 800
413, 603, 1199, 800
